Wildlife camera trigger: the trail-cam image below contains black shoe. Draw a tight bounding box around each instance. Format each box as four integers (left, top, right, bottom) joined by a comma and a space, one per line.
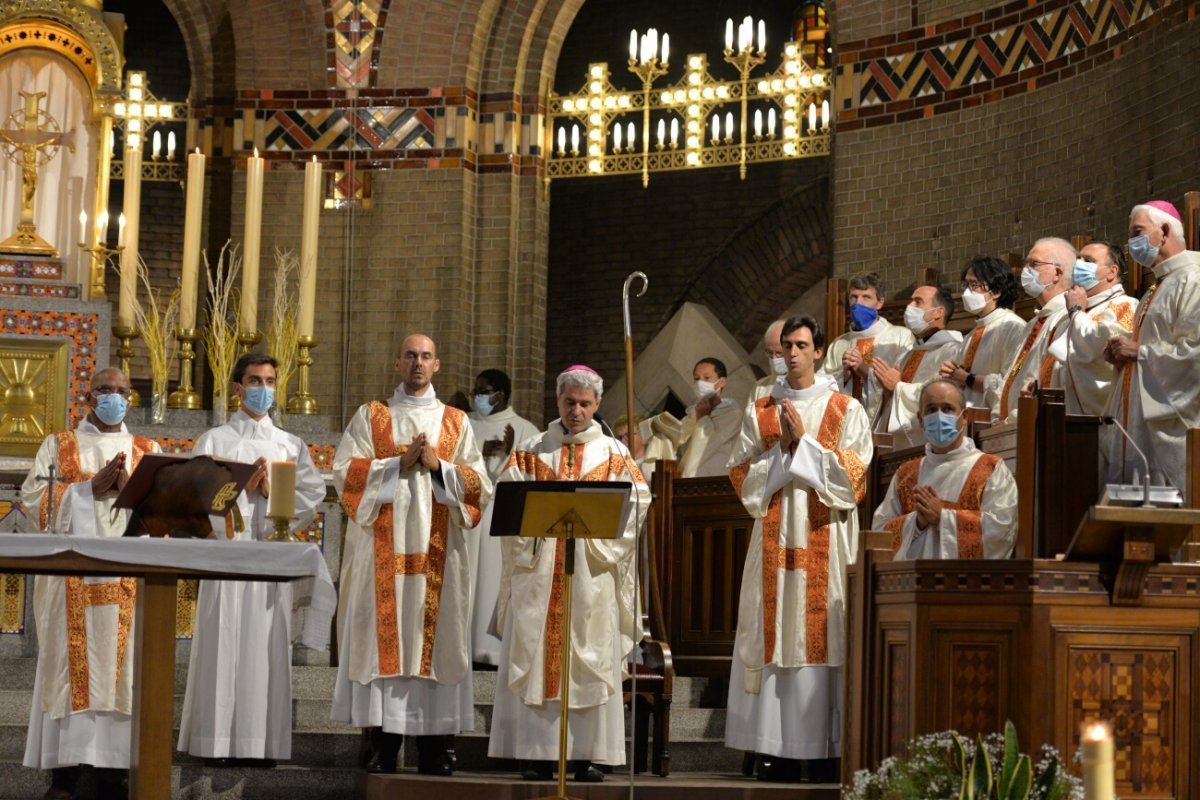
415, 735, 452, 776
800, 757, 840, 784
573, 762, 604, 783
43, 766, 77, 800
232, 758, 277, 769
757, 756, 802, 782
94, 768, 128, 800
204, 758, 234, 768
521, 760, 554, 781
364, 730, 402, 774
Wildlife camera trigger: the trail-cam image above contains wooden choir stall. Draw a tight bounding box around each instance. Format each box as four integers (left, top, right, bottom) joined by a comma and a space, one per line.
846, 391, 1200, 800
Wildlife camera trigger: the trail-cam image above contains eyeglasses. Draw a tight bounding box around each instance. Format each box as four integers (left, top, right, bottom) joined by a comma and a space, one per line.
961, 280, 989, 292
1022, 259, 1058, 270
93, 385, 131, 397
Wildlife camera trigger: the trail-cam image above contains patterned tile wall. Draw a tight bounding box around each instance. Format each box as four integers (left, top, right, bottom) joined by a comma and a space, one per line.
834, 0, 1191, 130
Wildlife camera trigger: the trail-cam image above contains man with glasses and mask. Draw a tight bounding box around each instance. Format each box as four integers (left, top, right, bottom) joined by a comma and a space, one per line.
872, 378, 1017, 561
820, 272, 914, 424
752, 320, 788, 401
466, 368, 538, 666
940, 256, 1026, 409
332, 334, 490, 777
871, 284, 962, 448
20, 368, 161, 800
1044, 242, 1139, 417
1104, 200, 1200, 493
986, 237, 1075, 423
178, 353, 326, 768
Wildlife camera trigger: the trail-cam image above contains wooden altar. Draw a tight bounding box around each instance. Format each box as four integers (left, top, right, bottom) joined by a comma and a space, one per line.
846, 392, 1200, 799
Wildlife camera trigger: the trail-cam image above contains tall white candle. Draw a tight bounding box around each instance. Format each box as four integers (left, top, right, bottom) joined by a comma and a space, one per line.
1082, 722, 1114, 800
78, 210, 86, 245
754, 109, 763, 137
670, 118, 679, 147
117, 146, 142, 328
239, 149, 265, 334
726, 111, 734, 142
661, 33, 669, 65
725, 18, 733, 51
629, 30, 637, 61
152, 130, 161, 159
758, 20, 766, 53
656, 118, 664, 147
626, 121, 634, 147
167, 131, 176, 160
296, 156, 322, 338
118, 213, 126, 247
179, 148, 206, 331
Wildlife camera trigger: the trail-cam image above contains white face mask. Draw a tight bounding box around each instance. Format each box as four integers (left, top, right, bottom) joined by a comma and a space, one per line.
769, 356, 787, 376
961, 287, 988, 314
903, 304, 930, 334
1021, 266, 1049, 298
694, 380, 717, 399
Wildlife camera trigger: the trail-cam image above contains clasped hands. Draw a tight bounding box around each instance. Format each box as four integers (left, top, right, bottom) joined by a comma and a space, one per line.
778, 399, 805, 454
90, 452, 129, 494
841, 347, 870, 381
913, 484, 944, 530
400, 433, 440, 472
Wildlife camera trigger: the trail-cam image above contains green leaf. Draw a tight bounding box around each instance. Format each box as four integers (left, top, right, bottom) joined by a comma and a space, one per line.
1000, 721, 1019, 796
1006, 755, 1032, 800
953, 732, 969, 777
1034, 758, 1059, 799
970, 736, 993, 798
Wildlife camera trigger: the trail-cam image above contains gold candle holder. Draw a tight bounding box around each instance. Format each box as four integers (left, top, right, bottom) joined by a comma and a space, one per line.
266, 514, 300, 543
286, 334, 319, 415
167, 327, 201, 409
111, 324, 142, 407
228, 329, 264, 409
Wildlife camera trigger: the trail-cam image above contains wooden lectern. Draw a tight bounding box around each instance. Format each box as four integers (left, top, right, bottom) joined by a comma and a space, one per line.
490, 480, 631, 800
846, 392, 1200, 799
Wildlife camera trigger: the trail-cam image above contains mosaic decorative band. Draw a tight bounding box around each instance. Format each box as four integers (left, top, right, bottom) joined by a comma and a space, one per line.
0, 309, 99, 426
835, 0, 1191, 130
330, 0, 391, 89
220, 89, 544, 175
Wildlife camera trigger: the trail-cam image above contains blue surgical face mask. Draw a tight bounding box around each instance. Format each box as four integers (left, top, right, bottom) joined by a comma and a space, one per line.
474, 393, 496, 416
923, 410, 962, 447
1071, 258, 1098, 290
849, 303, 879, 332
1127, 233, 1160, 267
1020, 266, 1049, 298
94, 393, 128, 426
243, 385, 274, 416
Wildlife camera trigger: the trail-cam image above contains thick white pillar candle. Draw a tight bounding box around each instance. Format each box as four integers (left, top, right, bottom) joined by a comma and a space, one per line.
179, 148, 206, 330
239, 149, 264, 334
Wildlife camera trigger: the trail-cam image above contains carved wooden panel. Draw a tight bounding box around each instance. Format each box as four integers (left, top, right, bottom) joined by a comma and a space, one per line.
931, 625, 1015, 740
885, 638, 910, 756
1068, 647, 1176, 797
947, 643, 1002, 736
667, 474, 754, 676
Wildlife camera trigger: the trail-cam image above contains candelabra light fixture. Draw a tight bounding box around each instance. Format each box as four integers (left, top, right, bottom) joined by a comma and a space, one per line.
109, 71, 188, 183
545, 16, 832, 187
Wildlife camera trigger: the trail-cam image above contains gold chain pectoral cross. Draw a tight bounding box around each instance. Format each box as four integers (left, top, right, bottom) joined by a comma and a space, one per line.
0, 90, 74, 256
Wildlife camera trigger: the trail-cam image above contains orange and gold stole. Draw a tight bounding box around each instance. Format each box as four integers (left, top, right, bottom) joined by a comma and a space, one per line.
883, 453, 1000, 558
998, 318, 1047, 419
730, 392, 866, 667
50, 431, 154, 711
340, 402, 482, 678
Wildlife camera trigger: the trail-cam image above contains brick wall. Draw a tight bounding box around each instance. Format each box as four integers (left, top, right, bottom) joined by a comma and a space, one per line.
832, 1, 1200, 291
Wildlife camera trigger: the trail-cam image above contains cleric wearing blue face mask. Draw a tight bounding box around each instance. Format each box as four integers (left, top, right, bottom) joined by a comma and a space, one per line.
871, 377, 1018, 561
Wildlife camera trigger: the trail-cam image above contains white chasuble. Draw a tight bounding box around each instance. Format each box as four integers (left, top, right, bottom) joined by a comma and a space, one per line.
1041, 286, 1138, 416
871, 439, 1017, 560
467, 406, 540, 666
820, 317, 915, 423
178, 410, 326, 759
955, 307, 1027, 409
723, 383, 871, 760
678, 399, 741, 477
876, 328, 963, 448
331, 387, 490, 734
1107, 251, 1200, 492
21, 421, 160, 769
487, 420, 649, 765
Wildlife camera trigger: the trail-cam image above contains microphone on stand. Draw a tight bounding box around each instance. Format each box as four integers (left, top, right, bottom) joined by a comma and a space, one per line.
1101, 416, 1176, 507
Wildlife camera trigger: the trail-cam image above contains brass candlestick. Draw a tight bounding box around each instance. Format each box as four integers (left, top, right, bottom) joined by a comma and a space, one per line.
167, 327, 201, 409
111, 324, 142, 407
286, 334, 319, 415
266, 514, 300, 543
228, 329, 264, 409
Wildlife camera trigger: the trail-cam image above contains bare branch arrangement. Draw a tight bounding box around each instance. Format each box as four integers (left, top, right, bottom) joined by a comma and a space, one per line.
131, 257, 180, 401
202, 242, 241, 409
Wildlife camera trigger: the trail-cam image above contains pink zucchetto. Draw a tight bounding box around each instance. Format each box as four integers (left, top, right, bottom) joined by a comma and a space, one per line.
561, 364, 599, 376
1143, 200, 1182, 222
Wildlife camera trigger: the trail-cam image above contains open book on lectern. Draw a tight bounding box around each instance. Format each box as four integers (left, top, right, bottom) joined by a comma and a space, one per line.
488, 480, 633, 541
